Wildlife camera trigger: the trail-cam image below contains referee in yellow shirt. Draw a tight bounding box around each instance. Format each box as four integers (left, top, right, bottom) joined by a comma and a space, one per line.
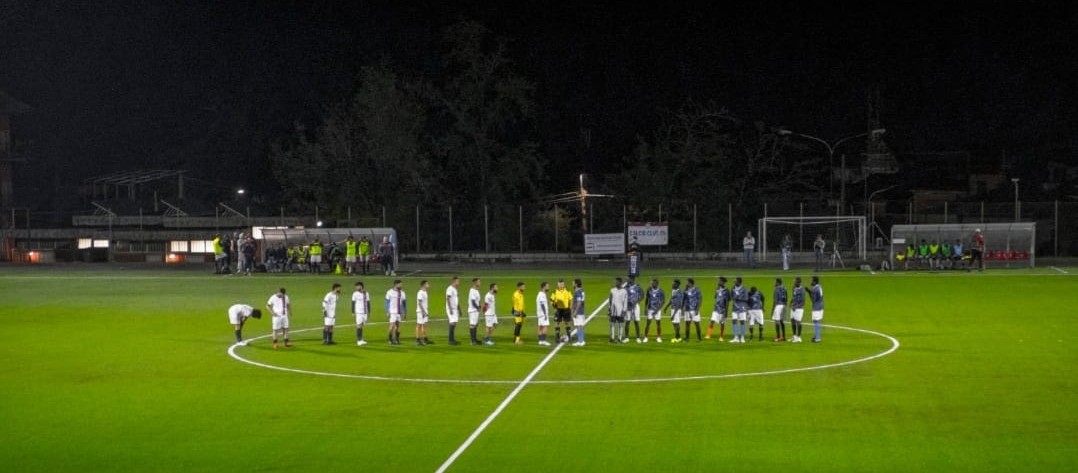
513, 282, 527, 344
551, 279, 573, 343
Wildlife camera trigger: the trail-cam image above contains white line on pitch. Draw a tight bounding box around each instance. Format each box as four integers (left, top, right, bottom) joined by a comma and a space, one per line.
1050, 266, 1069, 274
433, 300, 609, 473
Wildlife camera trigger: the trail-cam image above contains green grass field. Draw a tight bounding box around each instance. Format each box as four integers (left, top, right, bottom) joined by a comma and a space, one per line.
1, 265, 1076, 472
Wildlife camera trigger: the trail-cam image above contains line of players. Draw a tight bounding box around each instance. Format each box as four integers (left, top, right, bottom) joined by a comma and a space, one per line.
609, 275, 824, 344
227, 275, 825, 348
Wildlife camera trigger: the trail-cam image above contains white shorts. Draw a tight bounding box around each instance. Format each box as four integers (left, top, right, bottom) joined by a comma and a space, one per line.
646, 308, 662, 321
324, 317, 336, 327
228, 311, 244, 325
685, 310, 701, 323
389, 312, 402, 324
625, 305, 640, 322
772, 305, 786, 321
749, 309, 765, 325
573, 314, 586, 326
710, 311, 727, 324
416, 313, 429, 325
484, 314, 498, 328
272, 315, 290, 331
670, 309, 683, 324
346, 256, 357, 263
355, 313, 369, 325
447, 310, 460, 324
468, 311, 480, 326
310, 255, 322, 263
537, 313, 550, 327
811, 310, 824, 321
733, 310, 747, 322
791, 309, 804, 322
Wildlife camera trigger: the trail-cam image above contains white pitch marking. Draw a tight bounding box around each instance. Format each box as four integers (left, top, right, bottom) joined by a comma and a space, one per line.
432, 300, 609, 473
1050, 266, 1069, 274
228, 322, 900, 385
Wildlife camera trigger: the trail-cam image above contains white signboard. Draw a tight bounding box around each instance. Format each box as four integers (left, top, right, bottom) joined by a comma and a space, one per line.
627, 222, 669, 246
585, 233, 626, 255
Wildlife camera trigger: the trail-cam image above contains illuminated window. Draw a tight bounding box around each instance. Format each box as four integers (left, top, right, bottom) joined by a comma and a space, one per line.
170, 241, 189, 252
78, 238, 92, 249
190, 240, 214, 253
93, 239, 109, 248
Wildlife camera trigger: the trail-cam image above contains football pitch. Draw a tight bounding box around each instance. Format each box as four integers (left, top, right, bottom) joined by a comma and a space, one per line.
1, 265, 1076, 472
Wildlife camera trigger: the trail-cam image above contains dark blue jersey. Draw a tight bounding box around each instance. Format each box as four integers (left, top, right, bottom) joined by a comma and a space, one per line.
791, 286, 805, 309
750, 291, 764, 311
713, 286, 729, 314
774, 286, 788, 305
646, 287, 665, 311
668, 288, 684, 310
810, 285, 824, 311
732, 285, 749, 312
627, 283, 643, 305
574, 288, 586, 315
684, 287, 702, 311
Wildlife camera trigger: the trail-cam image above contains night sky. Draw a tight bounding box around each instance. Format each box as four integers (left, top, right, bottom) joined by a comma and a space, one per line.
2, 1, 1075, 203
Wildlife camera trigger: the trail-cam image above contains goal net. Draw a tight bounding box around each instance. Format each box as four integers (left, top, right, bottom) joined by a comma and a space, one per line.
758, 216, 867, 263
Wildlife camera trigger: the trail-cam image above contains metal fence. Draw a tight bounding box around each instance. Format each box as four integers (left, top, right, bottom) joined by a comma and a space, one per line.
5, 199, 1078, 258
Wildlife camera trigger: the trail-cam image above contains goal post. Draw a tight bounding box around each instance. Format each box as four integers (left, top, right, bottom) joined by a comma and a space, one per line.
758, 216, 867, 263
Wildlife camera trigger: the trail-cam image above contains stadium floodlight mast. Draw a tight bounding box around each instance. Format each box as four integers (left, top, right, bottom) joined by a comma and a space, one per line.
777, 128, 886, 212
541, 173, 615, 233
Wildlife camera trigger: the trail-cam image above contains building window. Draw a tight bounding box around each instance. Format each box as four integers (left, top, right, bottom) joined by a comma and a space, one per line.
169, 241, 189, 252
77, 238, 92, 249
190, 240, 214, 253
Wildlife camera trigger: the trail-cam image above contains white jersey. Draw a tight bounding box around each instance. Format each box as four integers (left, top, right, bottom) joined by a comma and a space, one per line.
322, 291, 339, 318
446, 286, 459, 314
484, 292, 497, 316
267, 293, 289, 317
417, 289, 429, 317
468, 288, 482, 314
386, 288, 406, 315
609, 287, 628, 316
351, 290, 369, 315
536, 291, 549, 319
228, 304, 254, 324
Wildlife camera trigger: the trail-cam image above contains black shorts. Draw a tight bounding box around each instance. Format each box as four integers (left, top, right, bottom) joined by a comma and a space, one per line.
555, 308, 572, 322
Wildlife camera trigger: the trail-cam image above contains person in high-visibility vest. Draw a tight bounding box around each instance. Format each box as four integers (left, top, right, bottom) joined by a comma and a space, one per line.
344, 236, 359, 275
358, 236, 372, 275
212, 235, 225, 274
309, 239, 324, 274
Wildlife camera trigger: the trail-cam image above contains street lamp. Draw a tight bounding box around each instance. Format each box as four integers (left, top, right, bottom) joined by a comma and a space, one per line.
1011, 178, 1020, 222
777, 128, 886, 213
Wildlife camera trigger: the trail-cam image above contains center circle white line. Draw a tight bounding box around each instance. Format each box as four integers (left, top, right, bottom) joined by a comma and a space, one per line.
228, 322, 900, 385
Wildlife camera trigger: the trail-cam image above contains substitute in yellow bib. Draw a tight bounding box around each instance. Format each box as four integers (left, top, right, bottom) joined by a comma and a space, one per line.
309, 239, 324, 274
344, 236, 358, 275
512, 282, 527, 344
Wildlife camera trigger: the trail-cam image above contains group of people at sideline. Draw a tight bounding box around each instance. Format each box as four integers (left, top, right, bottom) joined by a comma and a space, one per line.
895, 228, 986, 271
226, 274, 826, 348
221, 234, 398, 276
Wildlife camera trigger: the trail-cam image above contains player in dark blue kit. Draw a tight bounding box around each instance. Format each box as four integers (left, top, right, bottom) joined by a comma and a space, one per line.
707, 277, 730, 341
809, 276, 825, 343
730, 277, 749, 343
664, 279, 685, 343
789, 277, 806, 343
643, 279, 665, 343
772, 278, 788, 342
683, 278, 703, 342
748, 286, 765, 341
626, 277, 644, 342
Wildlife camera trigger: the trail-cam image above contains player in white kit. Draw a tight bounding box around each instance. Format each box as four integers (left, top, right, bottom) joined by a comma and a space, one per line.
483, 283, 499, 345
415, 280, 433, 346
352, 281, 370, 346
227, 303, 261, 345
467, 278, 482, 345
536, 281, 551, 346
321, 283, 341, 345
445, 276, 462, 346
266, 287, 292, 349
385, 279, 406, 345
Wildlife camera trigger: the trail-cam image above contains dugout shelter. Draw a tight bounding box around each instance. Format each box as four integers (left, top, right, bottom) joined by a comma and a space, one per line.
889, 222, 1035, 268
259, 227, 398, 269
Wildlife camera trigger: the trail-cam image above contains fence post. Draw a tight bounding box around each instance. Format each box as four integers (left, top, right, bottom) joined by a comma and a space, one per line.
519, 205, 523, 252
554, 204, 559, 252
980, 201, 984, 224
416, 205, 420, 253
449, 206, 453, 253
944, 201, 948, 224
484, 205, 489, 253
347, 207, 352, 226
1055, 200, 1059, 256
799, 202, 804, 254
728, 203, 733, 252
